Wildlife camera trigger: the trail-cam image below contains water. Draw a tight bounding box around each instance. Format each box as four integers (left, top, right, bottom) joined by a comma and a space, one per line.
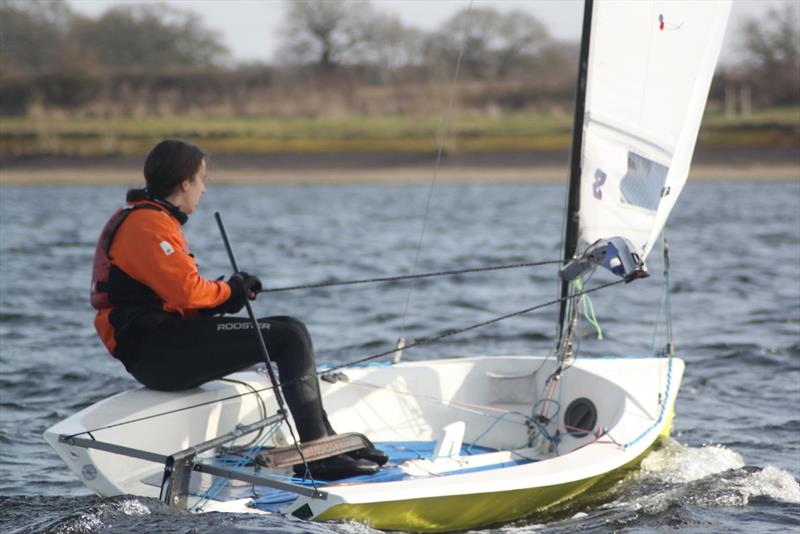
1, 181, 798, 533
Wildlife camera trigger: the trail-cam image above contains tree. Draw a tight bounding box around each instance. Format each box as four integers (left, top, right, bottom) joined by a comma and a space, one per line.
278, 0, 367, 69
0, 0, 74, 73
741, 4, 799, 73
69, 3, 229, 70
351, 11, 423, 72
492, 9, 550, 77
738, 3, 799, 104
425, 7, 550, 79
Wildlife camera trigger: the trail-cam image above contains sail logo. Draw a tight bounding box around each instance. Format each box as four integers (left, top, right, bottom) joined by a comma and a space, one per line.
593, 169, 607, 199
658, 14, 683, 31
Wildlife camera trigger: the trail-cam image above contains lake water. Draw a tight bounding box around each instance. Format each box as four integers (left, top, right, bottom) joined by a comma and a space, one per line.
1, 181, 798, 533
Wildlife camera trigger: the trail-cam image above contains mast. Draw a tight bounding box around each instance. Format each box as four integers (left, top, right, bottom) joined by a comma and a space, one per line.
556, 0, 594, 348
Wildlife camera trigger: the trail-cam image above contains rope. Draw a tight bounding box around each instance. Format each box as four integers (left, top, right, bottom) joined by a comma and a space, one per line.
192, 422, 281, 511
571, 278, 603, 340
345, 378, 536, 460
257, 259, 561, 294
663, 239, 674, 353
398, 0, 474, 338
344, 378, 530, 419
465, 412, 519, 455
65, 385, 275, 438
531, 398, 561, 449
623, 354, 673, 449
538, 371, 561, 420
624, 238, 675, 449
70, 279, 625, 437
320, 278, 626, 375
650, 238, 673, 358
217, 378, 267, 448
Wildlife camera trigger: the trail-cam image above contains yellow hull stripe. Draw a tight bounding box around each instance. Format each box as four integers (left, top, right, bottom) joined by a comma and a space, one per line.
315, 411, 675, 532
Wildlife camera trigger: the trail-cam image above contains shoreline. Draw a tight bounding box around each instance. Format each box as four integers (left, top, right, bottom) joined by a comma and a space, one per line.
2, 163, 798, 186
1, 148, 797, 186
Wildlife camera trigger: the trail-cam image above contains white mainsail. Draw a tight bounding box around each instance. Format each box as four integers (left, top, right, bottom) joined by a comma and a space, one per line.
578, 0, 731, 261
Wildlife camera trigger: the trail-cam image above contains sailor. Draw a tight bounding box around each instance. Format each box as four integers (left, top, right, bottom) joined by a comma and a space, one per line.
91, 139, 387, 480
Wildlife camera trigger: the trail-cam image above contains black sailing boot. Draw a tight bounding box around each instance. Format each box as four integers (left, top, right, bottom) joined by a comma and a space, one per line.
322, 410, 389, 466
293, 454, 379, 480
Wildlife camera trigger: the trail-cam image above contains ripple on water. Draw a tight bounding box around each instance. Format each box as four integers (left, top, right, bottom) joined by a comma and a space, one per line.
1, 183, 798, 533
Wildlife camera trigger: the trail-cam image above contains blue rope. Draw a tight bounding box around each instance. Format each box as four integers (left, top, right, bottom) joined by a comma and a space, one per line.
464, 412, 518, 455
622, 353, 673, 449
530, 398, 562, 448
191, 423, 281, 511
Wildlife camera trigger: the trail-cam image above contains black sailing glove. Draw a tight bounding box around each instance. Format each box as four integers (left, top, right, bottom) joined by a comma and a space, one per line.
206, 272, 263, 315
242, 272, 263, 297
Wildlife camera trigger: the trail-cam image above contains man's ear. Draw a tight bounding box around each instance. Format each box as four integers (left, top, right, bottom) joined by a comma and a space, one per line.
180, 179, 191, 192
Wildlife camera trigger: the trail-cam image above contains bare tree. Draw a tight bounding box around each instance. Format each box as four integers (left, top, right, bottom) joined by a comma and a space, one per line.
0, 0, 74, 73
493, 9, 550, 77
738, 3, 799, 105
741, 4, 799, 73
279, 0, 365, 69
357, 14, 420, 67
69, 3, 229, 70
425, 7, 550, 79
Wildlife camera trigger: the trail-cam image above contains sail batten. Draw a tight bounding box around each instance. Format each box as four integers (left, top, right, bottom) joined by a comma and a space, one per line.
576, 0, 731, 261
586, 114, 674, 160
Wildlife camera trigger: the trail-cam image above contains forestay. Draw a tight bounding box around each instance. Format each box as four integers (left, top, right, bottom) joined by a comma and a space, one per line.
578, 0, 731, 260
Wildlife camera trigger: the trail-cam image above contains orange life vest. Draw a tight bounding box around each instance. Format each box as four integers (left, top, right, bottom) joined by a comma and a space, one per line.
90, 204, 162, 310
91, 200, 231, 355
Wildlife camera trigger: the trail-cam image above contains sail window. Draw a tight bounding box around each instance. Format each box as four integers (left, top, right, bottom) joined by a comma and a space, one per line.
619, 152, 669, 211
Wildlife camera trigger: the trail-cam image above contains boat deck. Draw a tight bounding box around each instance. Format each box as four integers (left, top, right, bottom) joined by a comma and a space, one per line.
140, 440, 535, 512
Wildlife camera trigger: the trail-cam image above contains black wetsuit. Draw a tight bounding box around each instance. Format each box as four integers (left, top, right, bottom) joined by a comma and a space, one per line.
119, 315, 327, 442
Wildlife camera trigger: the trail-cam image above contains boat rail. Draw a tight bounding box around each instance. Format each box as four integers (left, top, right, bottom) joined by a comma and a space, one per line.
58, 411, 327, 509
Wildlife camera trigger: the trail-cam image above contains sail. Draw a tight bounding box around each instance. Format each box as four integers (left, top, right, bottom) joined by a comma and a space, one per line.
577, 0, 731, 261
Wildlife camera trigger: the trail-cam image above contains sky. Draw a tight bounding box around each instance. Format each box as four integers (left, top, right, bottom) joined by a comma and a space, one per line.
67, 0, 791, 66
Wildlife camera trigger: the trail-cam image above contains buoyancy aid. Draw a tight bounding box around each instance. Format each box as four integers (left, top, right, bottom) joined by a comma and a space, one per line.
91, 199, 231, 357
90, 204, 163, 310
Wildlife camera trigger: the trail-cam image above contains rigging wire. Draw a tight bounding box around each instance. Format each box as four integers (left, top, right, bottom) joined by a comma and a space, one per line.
257, 259, 562, 294
64, 384, 275, 438
650, 235, 670, 399
398, 0, 474, 337
622, 237, 676, 449
342, 378, 542, 461
536, 268, 598, 437
67, 279, 626, 438
319, 278, 625, 375
344, 377, 532, 420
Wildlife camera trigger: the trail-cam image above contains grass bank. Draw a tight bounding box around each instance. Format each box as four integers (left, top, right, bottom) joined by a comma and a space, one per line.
1, 107, 797, 157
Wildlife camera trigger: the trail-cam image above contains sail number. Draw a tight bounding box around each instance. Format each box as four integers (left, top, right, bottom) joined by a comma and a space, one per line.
593, 169, 607, 199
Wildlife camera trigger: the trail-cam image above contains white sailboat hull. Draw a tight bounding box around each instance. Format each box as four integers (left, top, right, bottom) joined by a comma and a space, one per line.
45, 355, 684, 531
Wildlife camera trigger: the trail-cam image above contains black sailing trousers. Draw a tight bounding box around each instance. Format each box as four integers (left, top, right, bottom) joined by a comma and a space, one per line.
123, 315, 327, 442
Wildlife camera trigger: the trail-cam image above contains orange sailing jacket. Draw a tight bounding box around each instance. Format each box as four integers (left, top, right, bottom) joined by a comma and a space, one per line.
93, 200, 231, 356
